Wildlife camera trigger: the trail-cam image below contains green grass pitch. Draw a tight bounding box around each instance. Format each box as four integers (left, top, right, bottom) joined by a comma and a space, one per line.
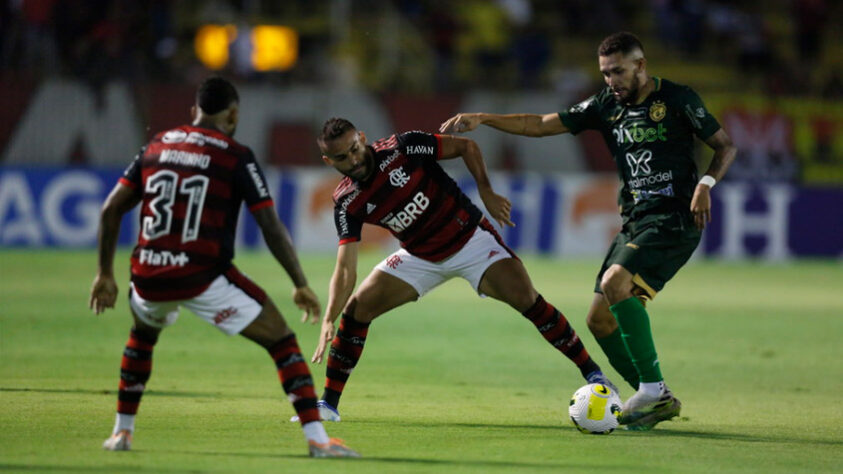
1, 249, 842, 473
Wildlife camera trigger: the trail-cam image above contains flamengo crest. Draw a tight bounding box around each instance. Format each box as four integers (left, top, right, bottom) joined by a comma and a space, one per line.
389, 167, 411, 187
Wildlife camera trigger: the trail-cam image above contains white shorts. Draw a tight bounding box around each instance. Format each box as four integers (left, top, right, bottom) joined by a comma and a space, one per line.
374, 221, 516, 297
129, 269, 265, 336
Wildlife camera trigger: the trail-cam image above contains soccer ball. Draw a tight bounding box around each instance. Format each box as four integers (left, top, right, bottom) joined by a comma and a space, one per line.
568, 383, 622, 434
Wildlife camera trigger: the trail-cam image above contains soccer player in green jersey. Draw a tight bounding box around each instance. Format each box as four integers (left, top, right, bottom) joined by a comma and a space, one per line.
440, 31, 737, 430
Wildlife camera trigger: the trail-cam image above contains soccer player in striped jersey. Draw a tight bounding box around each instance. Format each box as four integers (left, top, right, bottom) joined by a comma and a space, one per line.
300, 117, 615, 422
89, 77, 358, 458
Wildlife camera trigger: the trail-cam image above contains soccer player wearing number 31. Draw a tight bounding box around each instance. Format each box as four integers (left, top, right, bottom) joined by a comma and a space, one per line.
89, 77, 359, 458
440, 32, 737, 430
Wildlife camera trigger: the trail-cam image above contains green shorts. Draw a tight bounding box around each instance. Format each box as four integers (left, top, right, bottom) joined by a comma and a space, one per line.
594, 211, 701, 300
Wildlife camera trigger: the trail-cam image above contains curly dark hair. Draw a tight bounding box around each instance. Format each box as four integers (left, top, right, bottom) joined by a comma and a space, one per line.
196, 76, 239, 114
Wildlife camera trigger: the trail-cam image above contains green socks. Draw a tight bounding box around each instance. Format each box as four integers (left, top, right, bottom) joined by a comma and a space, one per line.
610, 297, 663, 383
595, 329, 640, 389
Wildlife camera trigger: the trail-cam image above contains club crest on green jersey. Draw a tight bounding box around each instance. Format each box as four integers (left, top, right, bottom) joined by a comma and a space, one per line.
649, 100, 666, 122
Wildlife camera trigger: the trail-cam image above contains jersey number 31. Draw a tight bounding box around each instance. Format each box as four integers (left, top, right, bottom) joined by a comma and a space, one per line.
142, 170, 209, 243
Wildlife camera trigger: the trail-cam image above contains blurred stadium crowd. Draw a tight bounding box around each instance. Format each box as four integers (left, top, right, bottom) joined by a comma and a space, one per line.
2, 0, 840, 95
0, 0, 841, 183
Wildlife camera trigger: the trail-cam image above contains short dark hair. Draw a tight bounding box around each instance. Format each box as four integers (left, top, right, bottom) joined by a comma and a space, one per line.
318, 117, 356, 144
598, 32, 644, 57
196, 76, 239, 114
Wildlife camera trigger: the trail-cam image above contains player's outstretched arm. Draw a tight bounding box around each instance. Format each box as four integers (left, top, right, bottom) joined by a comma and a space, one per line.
691, 128, 738, 230
312, 242, 359, 364
90, 184, 139, 315
252, 206, 320, 323
439, 135, 514, 227
439, 112, 569, 137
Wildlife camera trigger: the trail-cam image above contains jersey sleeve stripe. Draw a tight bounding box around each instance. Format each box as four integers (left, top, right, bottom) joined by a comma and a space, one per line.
248, 199, 274, 212
118, 177, 137, 189
339, 237, 360, 245
434, 134, 443, 160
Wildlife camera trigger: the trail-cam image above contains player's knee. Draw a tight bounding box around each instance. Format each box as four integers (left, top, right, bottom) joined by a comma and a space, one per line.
351, 302, 386, 324
599, 267, 628, 300
598, 277, 613, 297
586, 309, 617, 337
343, 296, 378, 324
243, 302, 292, 348
131, 321, 160, 342
505, 285, 539, 313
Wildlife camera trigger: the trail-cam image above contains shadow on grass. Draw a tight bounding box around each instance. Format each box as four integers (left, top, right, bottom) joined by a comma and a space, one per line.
0, 464, 193, 473
356, 419, 843, 447
151, 449, 609, 471
352, 419, 562, 432
0, 387, 269, 400
640, 428, 843, 447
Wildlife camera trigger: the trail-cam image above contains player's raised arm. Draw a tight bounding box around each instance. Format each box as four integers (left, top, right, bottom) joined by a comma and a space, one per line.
439, 112, 569, 137
251, 206, 321, 323
312, 242, 359, 363
89, 183, 140, 314
438, 134, 514, 228
690, 128, 738, 230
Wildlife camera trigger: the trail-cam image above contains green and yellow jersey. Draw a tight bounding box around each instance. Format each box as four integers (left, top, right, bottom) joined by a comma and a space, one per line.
559, 77, 720, 221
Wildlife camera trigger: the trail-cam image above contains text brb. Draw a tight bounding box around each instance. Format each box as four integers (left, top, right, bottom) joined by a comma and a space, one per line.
383, 192, 429, 232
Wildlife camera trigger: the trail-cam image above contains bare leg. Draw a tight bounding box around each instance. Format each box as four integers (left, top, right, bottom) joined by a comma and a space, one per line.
478, 258, 602, 379
346, 269, 420, 323
240, 298, 325, 442
323, 270, 419, 408
239, 299, 291, 348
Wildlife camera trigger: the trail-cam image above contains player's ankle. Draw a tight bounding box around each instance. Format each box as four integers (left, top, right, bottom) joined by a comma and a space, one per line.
638, 381, 665, 398
113, 413, 135, 435
302, 421, 330, 445
322, 390, 341, 409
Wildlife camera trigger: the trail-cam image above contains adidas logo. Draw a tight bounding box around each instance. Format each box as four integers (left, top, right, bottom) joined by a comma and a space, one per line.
366, 203, 377, 214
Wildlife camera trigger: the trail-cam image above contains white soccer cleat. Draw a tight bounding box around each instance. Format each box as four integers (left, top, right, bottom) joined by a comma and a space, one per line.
619, 384, 682, 430
308, 438, 360, 458
291, 400, 341, 423
102, 429, 132, 451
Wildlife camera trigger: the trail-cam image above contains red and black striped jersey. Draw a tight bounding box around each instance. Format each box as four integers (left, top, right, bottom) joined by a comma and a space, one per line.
120, 125, 273, 301
333, 131, 483, 262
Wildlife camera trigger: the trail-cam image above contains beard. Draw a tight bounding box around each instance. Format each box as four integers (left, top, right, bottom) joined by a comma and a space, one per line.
613, 74, 642, 105
344, 152, 374, 181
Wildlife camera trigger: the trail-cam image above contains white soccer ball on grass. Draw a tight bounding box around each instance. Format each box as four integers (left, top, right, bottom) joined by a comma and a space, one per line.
568, 383, 622, 434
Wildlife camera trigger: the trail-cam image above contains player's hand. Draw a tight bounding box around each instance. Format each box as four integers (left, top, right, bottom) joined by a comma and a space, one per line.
293, 286, 321, 324
311, 318, 336, 364
89, 274, 118, 315
439, 113, 481, 134
479, 188, 515, 228
690, 183, 712, 230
